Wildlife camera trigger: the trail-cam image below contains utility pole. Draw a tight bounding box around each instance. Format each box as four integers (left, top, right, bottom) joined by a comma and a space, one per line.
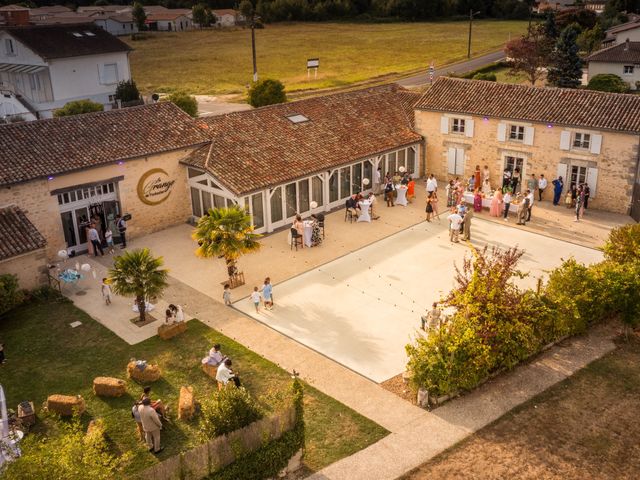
467, 10, 480, 59
251, 20, 257, 82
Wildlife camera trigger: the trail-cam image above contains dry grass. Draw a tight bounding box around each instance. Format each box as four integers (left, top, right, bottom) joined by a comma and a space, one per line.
125, 21, 528, 95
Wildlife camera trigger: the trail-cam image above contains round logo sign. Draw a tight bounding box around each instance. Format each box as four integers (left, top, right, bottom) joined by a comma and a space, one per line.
137, 168, 176, 206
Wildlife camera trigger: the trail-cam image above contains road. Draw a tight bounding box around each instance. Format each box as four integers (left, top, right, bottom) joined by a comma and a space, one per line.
397, 49, 505, 87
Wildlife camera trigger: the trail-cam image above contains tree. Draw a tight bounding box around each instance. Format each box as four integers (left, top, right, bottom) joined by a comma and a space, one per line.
577, 23, 604, 54
505, 25, 548, 85
192, 3, 209, 27
547, 26, 583, 89
247, 78, 287, 107
603, 223, 640, 265
192, 205, 261, 281
586, 73, 629, 93
199, 386, 263, 439
54, 99, 103, 117
166, 92, 198, 117
108, 248, 169, 323
115, 79, 140, 103
132, 2, 146, 32
543, 10, 559, 41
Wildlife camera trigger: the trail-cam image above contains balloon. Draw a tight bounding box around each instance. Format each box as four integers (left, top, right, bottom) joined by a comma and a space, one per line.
310, 201, 318, 209
363, 178, 370, 186
80, 263, 91, 272
57, 250, 68, 259
399, 166, 406, 173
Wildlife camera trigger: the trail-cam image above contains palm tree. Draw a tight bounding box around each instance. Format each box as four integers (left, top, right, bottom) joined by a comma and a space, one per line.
192, 205, 261, 283
109, 248, 169, 323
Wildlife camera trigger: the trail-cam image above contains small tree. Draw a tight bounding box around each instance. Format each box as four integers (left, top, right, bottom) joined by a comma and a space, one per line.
192, 205, 261, 281
0, 273, 24, 315
192, 3, 209, 27
115, 79, 140, 103
547, 26, 583, 89
166, 92, 198, 117
586, 73, 629, 93
108, 248, 169, 322
505, 25, 548, 85
54, 99, 103, 117
199, 386, 263, 439
603, 223, 640, 265
247, 78, 287, 107
577, 23, 604, 54
132, 2, 146, 32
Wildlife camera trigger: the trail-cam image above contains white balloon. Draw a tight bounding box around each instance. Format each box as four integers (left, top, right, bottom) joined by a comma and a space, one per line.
310, 201, 318, 209
58, 250, 69, 259
81, 263, 91, 272
363, 178, 370, 186
399, 166, 406, 173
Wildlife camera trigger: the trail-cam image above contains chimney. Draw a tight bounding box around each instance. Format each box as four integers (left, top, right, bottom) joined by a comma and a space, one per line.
625, 38, 630, 51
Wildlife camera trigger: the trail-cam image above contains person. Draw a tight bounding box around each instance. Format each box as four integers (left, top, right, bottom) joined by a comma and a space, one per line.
447, 207, 463, 243
526, 189, 534, 222
101, 278, 112, 306
457, 202, 467, 217
575, 185, 584, 221
462, 208, 473, 241
473, 189, 482, 213
131, 402, 145, 441
172, 304, 184, 322
583, 184, 591, 210
310, 215, 323, 246
502, 168, 512, 191
446, 180, 456, 207
482, 165, 490, 184
346, 195, 361, 217
407, 176, 416, 202
426, 174, 437, 195
116, 214, 127, 249
511, 167, 521, 194
374, 167, 382, 195
538, 174, 548, 201
140, 386, 166, 418
88, 223, 103, 256
400, 173, 410, 186
165, 308, 174, 324
467, 174, 475, 192
490, 189, 503, 217
516, 195, 530, 225
384, 178, 395, 207
251, 286, 261, 313
393, 171, 401, 185
570, 183, 577, 208
216, 358, 241, 388
431, 191, 440, 221
474, 165, 481, 192
481, 178, 492, 196
425, 193, 434, 222
202, 343, 226, 367
223, 284, 232, 306
527, 174, 537, 196
139, 397, 163, 454
552, 176, 564, 206
261, 277, 273, 310
293, 214, 305, 236
503, 191, 512, 221
420, 303, 442, 331
105, 228, 115, 254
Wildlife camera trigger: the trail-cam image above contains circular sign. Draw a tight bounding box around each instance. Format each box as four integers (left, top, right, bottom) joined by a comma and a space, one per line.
137, 168, 176, 206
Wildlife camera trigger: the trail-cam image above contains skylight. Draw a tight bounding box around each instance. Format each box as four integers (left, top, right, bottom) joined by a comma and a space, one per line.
286, 114, 309, 124
71, 32, 83, 37
84, 31, 96, 37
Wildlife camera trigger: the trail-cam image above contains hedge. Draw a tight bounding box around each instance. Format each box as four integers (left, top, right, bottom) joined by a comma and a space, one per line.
0, 274, 24, 315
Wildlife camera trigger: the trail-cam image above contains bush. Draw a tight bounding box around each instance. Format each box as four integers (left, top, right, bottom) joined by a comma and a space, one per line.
199, 386, 263, 438
166, 92, 198, 117
115, 80, 140, 103
472, 72, 497, 81
0, 274, 24, 315
54, 100, 104, 117
603, 223, 640, 265
586, 73, 630, 93
247, 79, 287, 108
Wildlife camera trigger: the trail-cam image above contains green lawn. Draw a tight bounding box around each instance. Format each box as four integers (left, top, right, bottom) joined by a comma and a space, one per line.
0, 298, 387, 474
125, 21, 528, 95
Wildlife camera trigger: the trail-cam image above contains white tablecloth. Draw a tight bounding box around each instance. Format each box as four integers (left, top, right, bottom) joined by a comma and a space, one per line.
463, 192, 517, 216
358, 200, 372, 222
303, 221, 313, 247
396, 186, 408, 206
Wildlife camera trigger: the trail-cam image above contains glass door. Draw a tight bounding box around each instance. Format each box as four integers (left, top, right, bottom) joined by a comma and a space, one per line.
74, 207, 90, 249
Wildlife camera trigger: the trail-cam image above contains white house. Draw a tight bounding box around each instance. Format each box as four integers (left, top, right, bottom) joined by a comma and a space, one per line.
602, 16, 640, 47
0, 23, 131, 121
587, 39, 640, 89
146, 10, 192, 31
213, 9, 242, 27
93, 13, 138, 36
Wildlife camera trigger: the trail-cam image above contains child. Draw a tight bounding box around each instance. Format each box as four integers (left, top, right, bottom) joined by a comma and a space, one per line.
250, 286, 261, 313
223, 284, 232, 306
105, 228, 115, 254
101, 278, 112, 305
503, 191, 512, 221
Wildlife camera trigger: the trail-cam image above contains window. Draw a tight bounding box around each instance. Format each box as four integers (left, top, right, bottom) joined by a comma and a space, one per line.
573, 132, 591, 149
504, 156, 524, 179
623, 65, 634, 75
451, 118, 465, 134
340, 167, 351, 198
84, 31, 96, 36
285, 183, 297, 218
270, 187, 283, 223
509, 125, 525, 141
298, 179, 310, 213
251, 193, 264, 229
286, 114, 309, 124
312, 176, 323, 207
29, 74, 41, 91
329, 171, 339, 203
571, 165, 587, 186
4, 38, 15, 56
100, 63, 118, 85
190, 188, 202, 217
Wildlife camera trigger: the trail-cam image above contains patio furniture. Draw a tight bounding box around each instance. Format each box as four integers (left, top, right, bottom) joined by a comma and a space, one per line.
357, 200, 372, 222
303, 220, 313, 247
127, 361, 161, 383
178, 386, 195, 421
396, 186, 408, 206
290, 227, 303, 251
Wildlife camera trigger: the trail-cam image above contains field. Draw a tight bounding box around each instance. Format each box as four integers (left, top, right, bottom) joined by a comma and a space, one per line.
402, 332, 640, 479
125, 21, 528, 95
0, 298, 387, 474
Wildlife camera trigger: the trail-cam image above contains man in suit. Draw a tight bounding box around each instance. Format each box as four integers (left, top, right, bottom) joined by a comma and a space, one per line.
139, 397, 163, 454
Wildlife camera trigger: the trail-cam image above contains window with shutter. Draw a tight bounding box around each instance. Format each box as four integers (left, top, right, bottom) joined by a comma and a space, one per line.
589, 134, 602, 154
100, 63, 118, 85
559, 131, 571, 150
440, 116, 449, 134
497, 123, 506, 142
465, 119, 474, 138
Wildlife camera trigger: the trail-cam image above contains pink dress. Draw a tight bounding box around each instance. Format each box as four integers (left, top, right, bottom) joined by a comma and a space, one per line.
473, 192, 482, 212
489, 191, 503, 217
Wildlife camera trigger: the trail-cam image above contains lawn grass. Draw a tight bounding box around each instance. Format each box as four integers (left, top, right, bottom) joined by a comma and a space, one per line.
125, 21, 528, 95
0, 298, 387, 474
493, 66, 529, 84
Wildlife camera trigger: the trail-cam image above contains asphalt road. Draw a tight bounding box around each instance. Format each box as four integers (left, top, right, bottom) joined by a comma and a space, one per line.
396, 49, 505, 87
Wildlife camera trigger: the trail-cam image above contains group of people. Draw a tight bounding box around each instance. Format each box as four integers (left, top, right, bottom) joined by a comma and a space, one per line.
201, 343, 242, 388
346, 192, 378, 219
87, 214, 128, 257
250, 277, 274, 313
131, 385, 167, 454
446, 203, 474, 243
292, 213, 324, 247
380, 169, 416, 207
551, 178, 591, 221
488, 188, 535, 225
165, 303, 185, 323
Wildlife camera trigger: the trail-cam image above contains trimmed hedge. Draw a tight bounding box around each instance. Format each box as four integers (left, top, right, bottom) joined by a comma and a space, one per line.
0, 274, 24, 316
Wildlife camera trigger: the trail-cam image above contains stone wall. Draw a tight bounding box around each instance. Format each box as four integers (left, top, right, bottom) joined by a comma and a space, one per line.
414, 111, 639, 215
0, 248, 47, 289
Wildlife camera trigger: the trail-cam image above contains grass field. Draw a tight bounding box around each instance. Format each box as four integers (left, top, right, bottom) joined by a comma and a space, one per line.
0, 298, 387, 474
125, 21, 528, 95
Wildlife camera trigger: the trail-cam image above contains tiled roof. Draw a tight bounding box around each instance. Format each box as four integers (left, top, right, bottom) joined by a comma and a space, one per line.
0, 205, 46, 261
182, 85, 422, 196
415, 77, 640, 134
587, 41, 640, 63
146, 11, 190, 21
0, 102, 211, 187
2, 24, 130, 59
213, 9, 237, 16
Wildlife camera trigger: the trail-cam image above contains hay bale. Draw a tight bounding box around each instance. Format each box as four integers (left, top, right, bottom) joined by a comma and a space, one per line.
157, 322, 187, 340
46, 394, 85, 416
201, 363, 217, 379
93, 377, 127, 397
127, 362, 161, 383
178, 386, 195, 421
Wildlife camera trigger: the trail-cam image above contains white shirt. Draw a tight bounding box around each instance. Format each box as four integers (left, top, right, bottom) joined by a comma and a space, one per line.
426, 177, 438, 192
216, 363, 234, 384
527, 192, 534, 206
250, 291, 261, 303
375, 170, 381, 183
538, 177, 548, 189
504, 193, 512, 204
204, 349, 224, 366
447, 213, 463, 230
175, 305, 184, 322
88, 228, 99, 241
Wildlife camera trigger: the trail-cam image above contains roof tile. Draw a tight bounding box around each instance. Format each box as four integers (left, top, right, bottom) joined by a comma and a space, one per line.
0, 205, 46, 261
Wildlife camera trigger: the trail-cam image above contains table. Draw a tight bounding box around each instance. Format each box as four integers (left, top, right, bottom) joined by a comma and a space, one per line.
396, 186, 408, 206
303, 221, 313, 247
463, 192, 517, 216
58, 269, 82, 284
357, 200, 372, 222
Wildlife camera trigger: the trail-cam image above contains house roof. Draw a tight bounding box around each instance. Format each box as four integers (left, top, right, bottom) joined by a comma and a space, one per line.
587, 41, 640, 63
213, 9, 237, 16
0, 4, 28, 11
1, 24, 131, 59
77, 5, 127, 13
0, 205, 46, 261
182, 84, 422, 196
29, 5, 73, 14
30, 15, 95, 25
146, 11, 190, 21
93, 12, 134, 23
0, 102, 211, 187
415, 77, 640, 134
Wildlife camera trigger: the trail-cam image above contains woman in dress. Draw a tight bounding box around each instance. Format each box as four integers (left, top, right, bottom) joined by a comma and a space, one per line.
425, 193, 434, 222
490, 189, 503, 217
310, 214, 323, 246
446, 180, 456, 207
407, 176, 416, 202
473, 189, 483, 213
481, 178, 492, 196
431, 191, 440, 221
293, 214, 305, 248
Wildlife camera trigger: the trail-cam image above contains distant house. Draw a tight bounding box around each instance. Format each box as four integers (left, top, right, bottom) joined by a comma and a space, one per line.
602, 17, 640, 47
212, 9, 243, 27
77, 5, 131, 16
0, 24, 132, 120
30, 14, 96, 25
146, 10, 193, 31
28, 5, 73, 21
536, 0, 575, 13
584, 0, 606, 14
0, 4, 30, 26
93, 13, 138, 36
587, 39, 640, 89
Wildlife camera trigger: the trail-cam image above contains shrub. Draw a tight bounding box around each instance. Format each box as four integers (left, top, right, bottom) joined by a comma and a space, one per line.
472, 72, 497, 81
0, 274, 24, 315
603, 223, 640, 265
199, 386, 263, 439
586, 73, 630, 93
54, 100, 104, 117
247, 79, 287, 108
115, 80, 140, 103
166, 92, 198, 117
